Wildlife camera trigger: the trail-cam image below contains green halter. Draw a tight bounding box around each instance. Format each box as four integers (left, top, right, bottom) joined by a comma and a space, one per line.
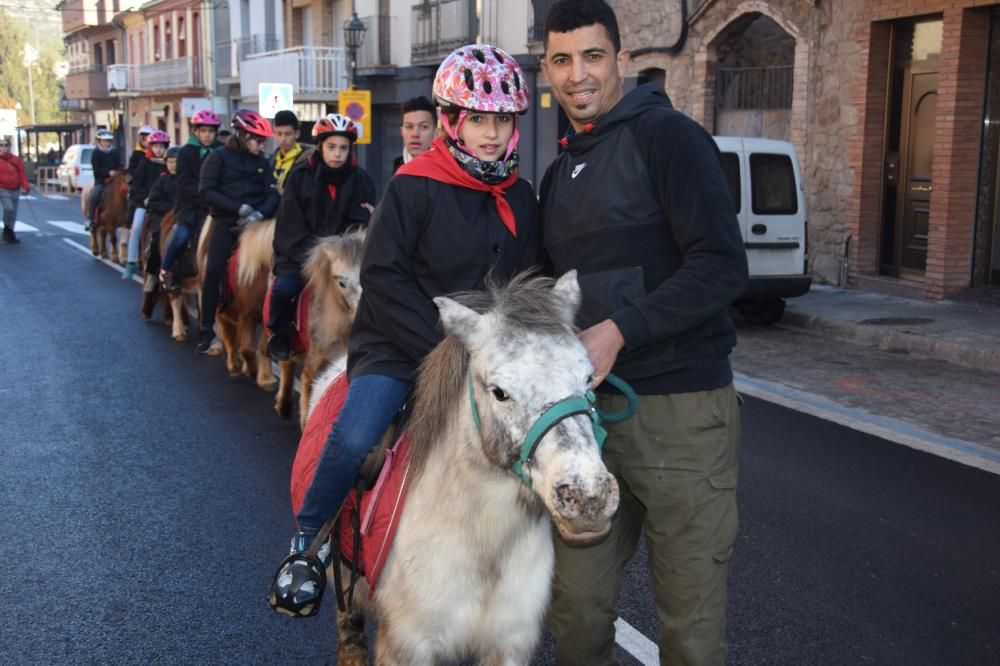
467, 371, 637, 488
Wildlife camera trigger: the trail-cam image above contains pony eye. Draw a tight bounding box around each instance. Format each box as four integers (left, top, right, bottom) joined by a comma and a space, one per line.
490, 387, 510, 401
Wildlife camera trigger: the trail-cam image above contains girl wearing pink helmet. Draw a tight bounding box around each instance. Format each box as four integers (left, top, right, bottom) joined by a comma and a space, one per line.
160, 110, 223, 294
123, 130, 171, 279
269, 44, 543, 614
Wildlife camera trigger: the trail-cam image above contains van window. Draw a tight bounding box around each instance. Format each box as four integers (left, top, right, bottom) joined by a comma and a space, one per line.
719, 152, 741, 213
81, 147, 94, 165
750, 153, 798, 215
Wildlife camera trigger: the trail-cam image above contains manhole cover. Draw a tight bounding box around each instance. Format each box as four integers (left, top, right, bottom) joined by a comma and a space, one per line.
858, 317, 934, 326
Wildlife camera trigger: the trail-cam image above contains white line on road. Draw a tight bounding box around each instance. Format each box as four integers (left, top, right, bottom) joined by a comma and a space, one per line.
44, 194, 69, 201
64, 231, 662, 664
734, 372, 1000, 476
48, 220, 89, 236
13, 221, 39, 232
21, 194, 39, 200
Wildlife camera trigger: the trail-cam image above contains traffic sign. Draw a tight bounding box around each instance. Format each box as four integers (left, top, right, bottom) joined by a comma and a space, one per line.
259, 83, 294, 118
338, 89, 371, 145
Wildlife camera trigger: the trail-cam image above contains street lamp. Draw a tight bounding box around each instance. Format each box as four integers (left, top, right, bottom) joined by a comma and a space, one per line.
343, 11, 367, 88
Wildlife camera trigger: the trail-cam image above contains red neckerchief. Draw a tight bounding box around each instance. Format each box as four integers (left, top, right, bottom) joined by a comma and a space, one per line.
396, 136, 518, 237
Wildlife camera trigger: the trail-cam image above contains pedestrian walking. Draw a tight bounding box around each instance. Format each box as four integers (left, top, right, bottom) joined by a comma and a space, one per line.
0, 136, 30, 244
266, 113, 375, 362
196, 108, 280, 354
159, 110, 222, 294
538, 2, 749, 664
268, 43, 543, 617
392, 96, 437, 174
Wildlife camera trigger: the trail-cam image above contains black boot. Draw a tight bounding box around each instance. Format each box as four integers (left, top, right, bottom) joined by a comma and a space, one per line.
266, 333, 292, 362
2, 227, 18, 244
196, 328, 215, 354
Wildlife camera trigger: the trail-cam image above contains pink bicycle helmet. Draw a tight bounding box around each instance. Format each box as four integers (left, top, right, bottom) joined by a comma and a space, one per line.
432, 44, 529, 115
148, 130, 171, 145
312, 113, 358, 143
191, 109, 221, 127
232, 108, 273, 139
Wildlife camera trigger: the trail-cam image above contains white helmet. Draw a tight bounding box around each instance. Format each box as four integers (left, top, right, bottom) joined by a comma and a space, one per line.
95, 129, 114, 141
138, 125, 155, 136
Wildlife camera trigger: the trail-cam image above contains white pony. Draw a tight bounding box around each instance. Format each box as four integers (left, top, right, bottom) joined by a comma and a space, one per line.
304, 271, 620, 665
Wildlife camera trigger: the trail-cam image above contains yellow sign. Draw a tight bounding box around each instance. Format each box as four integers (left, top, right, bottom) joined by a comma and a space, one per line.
338, 89, 372, 145
540, 92, 552, 109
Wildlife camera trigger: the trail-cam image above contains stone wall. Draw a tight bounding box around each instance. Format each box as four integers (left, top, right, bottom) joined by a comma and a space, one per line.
610, 0, 865, 286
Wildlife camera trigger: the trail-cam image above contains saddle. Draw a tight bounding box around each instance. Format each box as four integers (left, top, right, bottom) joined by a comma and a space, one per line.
290, 372, 413, 603
263, 282, 312, 354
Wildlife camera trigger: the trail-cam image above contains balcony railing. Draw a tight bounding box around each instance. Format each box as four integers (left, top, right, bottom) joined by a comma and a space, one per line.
358, 15, 396, 69
68, 63, 106, 75
411, 0, 477, 65
216, 33, 280, 80
107, 57, 203, 94
240, 46, 348, 99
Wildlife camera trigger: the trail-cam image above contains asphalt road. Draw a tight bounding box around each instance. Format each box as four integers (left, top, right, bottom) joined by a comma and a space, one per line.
2, 195, 998, 665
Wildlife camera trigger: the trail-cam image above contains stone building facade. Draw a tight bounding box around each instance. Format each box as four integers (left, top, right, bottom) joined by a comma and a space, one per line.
594, 0, 1000, 299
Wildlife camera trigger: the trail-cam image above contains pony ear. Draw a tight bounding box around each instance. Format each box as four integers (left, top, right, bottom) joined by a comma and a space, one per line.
434, 296, 483, 348
551, 270, 582, 325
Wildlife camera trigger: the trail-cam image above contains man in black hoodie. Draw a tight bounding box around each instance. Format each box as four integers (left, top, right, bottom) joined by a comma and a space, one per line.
539, 2, 748, 664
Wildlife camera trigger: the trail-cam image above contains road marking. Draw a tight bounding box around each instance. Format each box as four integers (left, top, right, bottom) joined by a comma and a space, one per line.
13, 221, 39, 232
22, 194, 39, 200
48, 220, 89, 236
734, 372, 1000, 476
62, 238, 144, 284
65, 230, 663, 664
44, 193, 69, 201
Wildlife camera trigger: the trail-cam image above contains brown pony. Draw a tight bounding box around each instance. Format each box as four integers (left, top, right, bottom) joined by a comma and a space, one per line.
88, 171, 129, 263
151, 211, 201, 340
197, 216, 277, 390
273, 228, 366, 427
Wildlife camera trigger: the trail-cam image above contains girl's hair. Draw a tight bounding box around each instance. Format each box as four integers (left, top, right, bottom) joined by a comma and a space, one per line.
225, 133, 242, 152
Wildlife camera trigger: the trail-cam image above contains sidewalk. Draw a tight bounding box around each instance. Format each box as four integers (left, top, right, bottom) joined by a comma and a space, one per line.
778, 285, 1000, 373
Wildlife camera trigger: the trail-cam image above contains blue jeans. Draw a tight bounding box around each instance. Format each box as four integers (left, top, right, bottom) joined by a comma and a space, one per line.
0, 188, 19, 229
126, 207, 146, 263
267, 273, 305, 334
161, 221, 193, 271
88, 182, 105, 222
296, 374, 411, 536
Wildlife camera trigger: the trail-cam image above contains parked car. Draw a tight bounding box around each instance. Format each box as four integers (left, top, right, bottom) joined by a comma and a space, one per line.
56, 144, 95, 191
715, 136, 812, 325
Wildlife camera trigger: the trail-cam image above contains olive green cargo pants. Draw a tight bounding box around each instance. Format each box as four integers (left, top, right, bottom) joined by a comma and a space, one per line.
547, 384, 741, 666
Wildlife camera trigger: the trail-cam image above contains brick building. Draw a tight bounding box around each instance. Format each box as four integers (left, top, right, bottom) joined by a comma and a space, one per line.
591, 0, 1000, 299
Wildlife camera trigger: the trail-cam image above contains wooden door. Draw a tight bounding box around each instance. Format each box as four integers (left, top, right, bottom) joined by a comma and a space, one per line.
895, 68, 937, 274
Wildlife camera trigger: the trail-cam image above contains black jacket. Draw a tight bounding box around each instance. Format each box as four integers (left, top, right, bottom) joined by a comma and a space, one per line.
199, 145, 280, 227
130, 156, 166, 205
348, 173, 542, 382
146, 171, 176, 225
174, 140, 221, 228
539, 83, 748, 394
273, 152, 376, 277
91, 148, 122, 182
127, 147, 147, 174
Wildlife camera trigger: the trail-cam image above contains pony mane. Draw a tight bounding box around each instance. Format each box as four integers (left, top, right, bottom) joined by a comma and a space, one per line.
407, 271, 571, 477
303, 228, 366, 288
236, 218, 276, 288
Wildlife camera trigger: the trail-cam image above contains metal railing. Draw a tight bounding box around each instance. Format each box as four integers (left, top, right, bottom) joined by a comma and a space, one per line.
716, 65, 793, 110
240, 46, 348, 98
68, 63, 105, 75
107, 64, 138, 94
358, 15, 396, 68
107, 57, 203, 93
411, 0, 477, 65
216, 34, 280, 80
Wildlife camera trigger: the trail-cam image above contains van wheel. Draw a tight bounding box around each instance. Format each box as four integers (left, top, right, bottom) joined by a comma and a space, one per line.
739, 299, 786, 325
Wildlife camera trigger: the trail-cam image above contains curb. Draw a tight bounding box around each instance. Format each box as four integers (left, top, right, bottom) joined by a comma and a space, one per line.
779, 309, 1000, 374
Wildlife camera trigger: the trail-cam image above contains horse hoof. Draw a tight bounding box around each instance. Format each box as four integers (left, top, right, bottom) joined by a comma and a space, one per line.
258, 380, 278, 393
173, 335, 186, 342
335, 646, 368, 666
276, 402, 292, 421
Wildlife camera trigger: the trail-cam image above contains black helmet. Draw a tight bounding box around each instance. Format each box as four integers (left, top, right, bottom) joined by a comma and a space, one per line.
267, 551, 328, 618
165, 146, 180, 159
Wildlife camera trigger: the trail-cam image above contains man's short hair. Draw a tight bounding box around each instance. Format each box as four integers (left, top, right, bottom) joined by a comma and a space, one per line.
401, 96, 437, 122
544, 0, 621, 53
273, 110, 300, 130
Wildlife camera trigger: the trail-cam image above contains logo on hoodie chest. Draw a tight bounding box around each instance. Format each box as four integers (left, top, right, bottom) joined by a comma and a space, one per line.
571, 162, 588, 179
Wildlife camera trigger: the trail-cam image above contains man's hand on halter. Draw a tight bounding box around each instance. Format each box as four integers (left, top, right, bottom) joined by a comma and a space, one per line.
579, 319, 625, 388
238, 203, 254, 218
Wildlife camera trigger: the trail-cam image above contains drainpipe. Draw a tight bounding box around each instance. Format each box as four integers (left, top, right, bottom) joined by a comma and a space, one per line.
629, 0, 688, 57
112, 14, 130, 161
203, 0, 216, 99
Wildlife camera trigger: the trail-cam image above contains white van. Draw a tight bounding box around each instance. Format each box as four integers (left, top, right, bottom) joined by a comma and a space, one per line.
56, 144, 95, 191
714, 136, 811, 324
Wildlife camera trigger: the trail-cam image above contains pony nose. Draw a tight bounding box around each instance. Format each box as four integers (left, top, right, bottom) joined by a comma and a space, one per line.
553, 473, 619, 522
